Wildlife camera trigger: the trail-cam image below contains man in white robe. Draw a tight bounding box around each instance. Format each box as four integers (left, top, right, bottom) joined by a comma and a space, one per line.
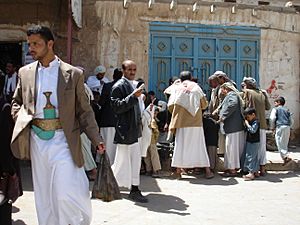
3, 61, 18, 102
110, 60, 148, 203
219, 82, 245, 176
165, 71, 214, 179
11, 26, 105, 225
86, 65, 110, 95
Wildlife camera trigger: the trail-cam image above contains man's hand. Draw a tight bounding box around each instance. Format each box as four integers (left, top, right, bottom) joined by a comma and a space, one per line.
244, 120, 249, 127
97, 142, 106, 154
133, 88, 143, 97
217, 117, 224, 124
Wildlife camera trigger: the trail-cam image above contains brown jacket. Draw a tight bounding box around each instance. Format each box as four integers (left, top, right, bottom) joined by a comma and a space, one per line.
242, 88, 271, 129
11, 60, 102, 167
168, 97, 208, 134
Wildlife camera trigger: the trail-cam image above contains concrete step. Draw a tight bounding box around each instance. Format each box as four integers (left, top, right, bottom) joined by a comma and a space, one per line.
216, 148, 300, 172
265, 150, 300, 171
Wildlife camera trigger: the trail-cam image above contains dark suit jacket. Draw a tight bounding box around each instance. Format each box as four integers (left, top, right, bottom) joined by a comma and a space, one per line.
11, 59, 102, 167
110, 77, 141, 145
98, 81, 117, 127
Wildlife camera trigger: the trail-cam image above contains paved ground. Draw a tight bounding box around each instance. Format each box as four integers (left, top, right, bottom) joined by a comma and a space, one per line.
12, 147, 300, 225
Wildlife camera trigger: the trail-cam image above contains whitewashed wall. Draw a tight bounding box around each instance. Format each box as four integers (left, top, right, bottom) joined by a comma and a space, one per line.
78, 2, 299, 135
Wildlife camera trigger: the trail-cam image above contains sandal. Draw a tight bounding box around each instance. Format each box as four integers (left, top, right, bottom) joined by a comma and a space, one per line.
243, 173, 255, 181
254, 172, 260, 178
170, 172, 182, 180
222, 172, 237, 177
205, 172, 214, 179
282, 157, 292, 166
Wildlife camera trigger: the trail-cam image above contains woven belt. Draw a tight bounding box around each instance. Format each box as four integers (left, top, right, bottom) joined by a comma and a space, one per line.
31, 118, 62, 131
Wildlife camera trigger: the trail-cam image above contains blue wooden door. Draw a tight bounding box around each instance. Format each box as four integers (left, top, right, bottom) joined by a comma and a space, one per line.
149, 23, 260, 99
150, 36, 172, 98
197, 38, 217, 96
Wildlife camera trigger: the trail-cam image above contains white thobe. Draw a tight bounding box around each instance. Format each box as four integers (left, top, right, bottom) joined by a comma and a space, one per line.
31, 57, 92, 225
112, 143, 141, 189
258, 129, 267, 165
3, 72, 17, 95
224, 131, 245, 169
86, 75, 110, 94
139, 108, 152, 157
100, 127, 117, 165
172, 127, 210, 168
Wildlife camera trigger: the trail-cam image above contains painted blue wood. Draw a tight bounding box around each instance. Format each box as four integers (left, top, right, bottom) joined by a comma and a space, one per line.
149, 22, 260, 98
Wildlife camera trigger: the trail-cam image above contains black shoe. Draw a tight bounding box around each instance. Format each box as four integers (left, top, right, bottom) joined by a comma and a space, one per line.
129, 190, 148, 203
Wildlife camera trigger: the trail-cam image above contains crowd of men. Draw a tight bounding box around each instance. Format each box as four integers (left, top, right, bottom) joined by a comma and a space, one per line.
0, 25, 294, 225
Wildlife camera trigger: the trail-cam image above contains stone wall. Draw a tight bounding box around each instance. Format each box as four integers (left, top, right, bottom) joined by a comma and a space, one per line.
0, 0, 69, 60
73, 1, 300, 138
0, 1, 299, 138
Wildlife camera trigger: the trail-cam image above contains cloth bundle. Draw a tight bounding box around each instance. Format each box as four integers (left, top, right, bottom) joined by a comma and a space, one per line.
92, 153, 121, 202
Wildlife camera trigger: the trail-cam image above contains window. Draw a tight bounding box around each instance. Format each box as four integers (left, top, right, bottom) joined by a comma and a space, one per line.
258, 1, 270, 5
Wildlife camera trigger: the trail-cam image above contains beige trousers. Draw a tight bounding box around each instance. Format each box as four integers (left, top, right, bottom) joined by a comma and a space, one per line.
144, 143, 162, 172
207, 146, 218, 170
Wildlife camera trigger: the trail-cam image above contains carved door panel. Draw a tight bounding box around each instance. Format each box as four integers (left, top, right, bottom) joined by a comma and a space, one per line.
150, 36, 172, 99
149, 23, 260, 97
218, 39, 237, 82
239, 40, 258, 86
174, 37, 193, 78
198, 38, 217, 96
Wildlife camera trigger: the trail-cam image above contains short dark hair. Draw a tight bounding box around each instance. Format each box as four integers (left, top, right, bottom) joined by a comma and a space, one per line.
136, 81, 145, 88
27, 25, 54, 42
121, 60, 135, 70
244, 107, 256, 116
113, 68, 122, 81
6, 60, 16, 67
275, 96, 285, 105
148, 91, 155, 96
180, 71, 192, 81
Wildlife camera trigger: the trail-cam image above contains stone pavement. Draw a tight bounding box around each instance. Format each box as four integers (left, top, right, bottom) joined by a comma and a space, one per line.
11, 147, 300, 225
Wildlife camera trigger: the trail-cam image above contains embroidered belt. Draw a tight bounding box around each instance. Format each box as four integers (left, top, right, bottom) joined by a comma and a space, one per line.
31, 118, 62, 131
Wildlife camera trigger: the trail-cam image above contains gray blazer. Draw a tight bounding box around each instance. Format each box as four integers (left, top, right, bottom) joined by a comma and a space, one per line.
219, 91, 244, 134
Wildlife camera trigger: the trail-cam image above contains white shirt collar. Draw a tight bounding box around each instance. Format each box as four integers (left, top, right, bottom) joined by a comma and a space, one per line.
123, 76, 135, 89
38, 56, 60, 69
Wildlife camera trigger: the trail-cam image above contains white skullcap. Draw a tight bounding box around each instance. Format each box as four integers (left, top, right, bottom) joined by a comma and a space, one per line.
94, 65, 106, 75
243, 77, 256, 86
213, 71, 227, 77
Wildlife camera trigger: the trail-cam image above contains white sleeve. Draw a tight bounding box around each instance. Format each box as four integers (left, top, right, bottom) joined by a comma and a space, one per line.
269, 108, 277, 129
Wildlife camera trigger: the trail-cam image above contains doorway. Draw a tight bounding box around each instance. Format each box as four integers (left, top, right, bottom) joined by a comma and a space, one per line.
0, 42, 23, 73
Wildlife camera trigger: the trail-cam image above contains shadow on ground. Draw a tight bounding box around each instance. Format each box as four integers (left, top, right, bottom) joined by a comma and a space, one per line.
12, 220, 26, 225
12, 206, 20, 213
157, 170, 300, 185
250, 171, 300, 183
12, 206, 26, 225
123, 193, 190, 216
158, 172, 239, 186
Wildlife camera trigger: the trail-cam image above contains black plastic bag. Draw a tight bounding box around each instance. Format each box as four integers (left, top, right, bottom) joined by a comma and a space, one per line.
91, 153, 121, 202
